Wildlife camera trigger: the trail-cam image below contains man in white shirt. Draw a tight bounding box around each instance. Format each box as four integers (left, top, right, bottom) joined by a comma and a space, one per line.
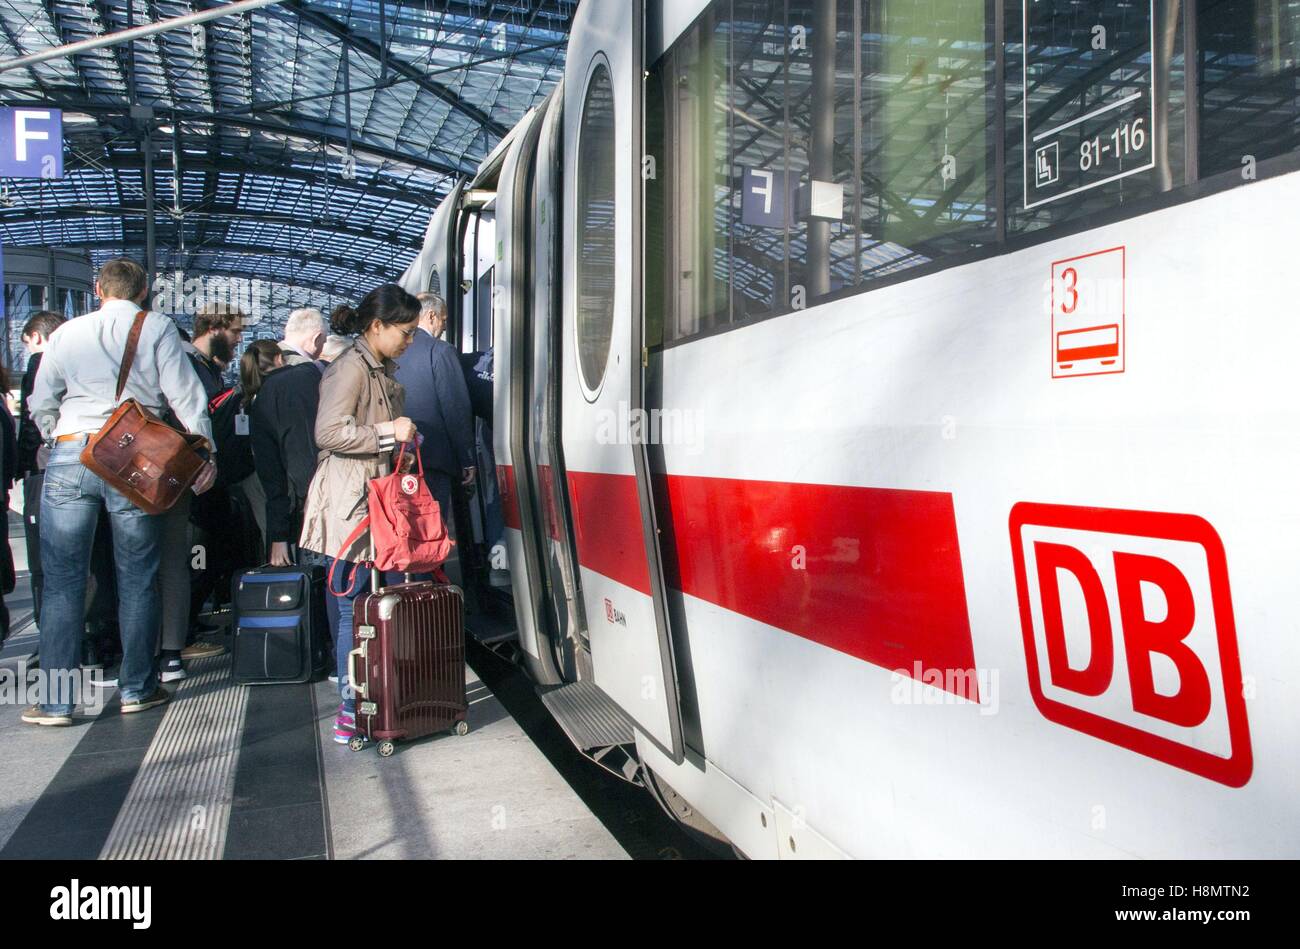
23, 258, 217, 725
279, 307, 326, 366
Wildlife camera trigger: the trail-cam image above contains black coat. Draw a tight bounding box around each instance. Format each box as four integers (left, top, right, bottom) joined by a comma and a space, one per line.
188, 351, 225, 402
249, 361, 322, 543
16, 352, 43, 478
210, 387, 256, 486
458, 350, 494, 423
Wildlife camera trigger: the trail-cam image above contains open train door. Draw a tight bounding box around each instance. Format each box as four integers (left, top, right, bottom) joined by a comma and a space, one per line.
561, 0, 685, 763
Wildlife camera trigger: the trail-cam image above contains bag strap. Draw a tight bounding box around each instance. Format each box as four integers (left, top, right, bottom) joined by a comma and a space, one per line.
328, 515, 371, 598
115, 310, 148, 403
392, 440, 422, 480
326, 443, 411, 599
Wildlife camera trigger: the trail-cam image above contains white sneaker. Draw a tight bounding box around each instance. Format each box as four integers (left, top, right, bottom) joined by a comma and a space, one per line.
160, 657, 187, 683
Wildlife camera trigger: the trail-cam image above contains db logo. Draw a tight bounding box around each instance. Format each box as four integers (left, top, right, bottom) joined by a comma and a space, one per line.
400, 475, 418, 495
603, 597, 626, 627
1009, 503, 1251, 787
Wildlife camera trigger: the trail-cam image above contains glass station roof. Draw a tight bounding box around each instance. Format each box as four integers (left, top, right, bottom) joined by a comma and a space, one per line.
0, 0, 572, 321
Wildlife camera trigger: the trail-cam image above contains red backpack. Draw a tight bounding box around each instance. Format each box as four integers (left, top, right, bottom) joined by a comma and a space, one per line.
329, 444, 454, 594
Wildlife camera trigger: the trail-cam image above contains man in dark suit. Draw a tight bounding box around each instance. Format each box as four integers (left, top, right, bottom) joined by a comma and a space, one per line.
393, 293, 475, 524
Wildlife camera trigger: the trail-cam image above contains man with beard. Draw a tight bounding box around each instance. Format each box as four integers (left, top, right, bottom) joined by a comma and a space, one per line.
189, 304, 244, 399
183, 304, 245, 660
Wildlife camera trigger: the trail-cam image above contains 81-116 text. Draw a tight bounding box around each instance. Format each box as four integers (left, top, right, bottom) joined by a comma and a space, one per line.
1080, 118, 1147, 171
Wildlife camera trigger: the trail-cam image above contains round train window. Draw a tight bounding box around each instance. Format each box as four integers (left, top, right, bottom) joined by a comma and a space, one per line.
575, 64, 616, 395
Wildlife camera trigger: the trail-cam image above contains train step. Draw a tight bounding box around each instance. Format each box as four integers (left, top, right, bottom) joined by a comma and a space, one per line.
538, 681, 635, 752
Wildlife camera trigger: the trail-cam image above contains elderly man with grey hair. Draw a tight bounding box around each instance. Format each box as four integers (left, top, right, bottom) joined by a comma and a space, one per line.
280, 307, 326, 365
394, 291, 475, 536
416, 291, 448, 339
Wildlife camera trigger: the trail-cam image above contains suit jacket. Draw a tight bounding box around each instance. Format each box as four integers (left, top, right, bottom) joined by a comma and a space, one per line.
394, 329, 475, 477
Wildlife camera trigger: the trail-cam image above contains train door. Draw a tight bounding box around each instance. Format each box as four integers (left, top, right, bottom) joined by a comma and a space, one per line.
528, 87, 590, 681
441, 191, 504, 603
494, 108, 565, 684
561, 0, 685, 763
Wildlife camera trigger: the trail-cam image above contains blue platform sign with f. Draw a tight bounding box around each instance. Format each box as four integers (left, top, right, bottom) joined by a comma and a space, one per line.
741, 167, 791, 228
0, 108, 63, 179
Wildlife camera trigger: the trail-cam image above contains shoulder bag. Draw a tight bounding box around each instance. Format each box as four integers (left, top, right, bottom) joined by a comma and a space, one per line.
80, 310, 209, 515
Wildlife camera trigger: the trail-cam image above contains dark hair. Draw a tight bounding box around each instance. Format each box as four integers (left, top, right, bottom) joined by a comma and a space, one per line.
21, 310, 66, 341
194, 303, 246, 339
97, 258, 147, 302
240, 339, 282, 407
328, 304, 355, 336
330, 284, 420, 337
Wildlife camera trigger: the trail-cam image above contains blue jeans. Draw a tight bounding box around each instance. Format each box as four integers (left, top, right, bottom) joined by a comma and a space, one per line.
324, 557, 371, 715
38, 439, 162, 714
323, 557, 408, 715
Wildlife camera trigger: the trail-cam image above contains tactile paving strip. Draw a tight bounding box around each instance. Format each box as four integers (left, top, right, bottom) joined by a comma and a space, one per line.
99, 656, 249, 860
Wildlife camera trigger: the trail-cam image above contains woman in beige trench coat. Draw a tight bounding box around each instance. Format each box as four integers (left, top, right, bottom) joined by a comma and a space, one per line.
297, 284, 420, 743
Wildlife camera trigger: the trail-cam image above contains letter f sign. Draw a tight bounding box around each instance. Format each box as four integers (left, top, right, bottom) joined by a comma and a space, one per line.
15, 110, 49, 161
1010, 503, 1251, 787
751, 169, 774, 214
0, 108, 61, 178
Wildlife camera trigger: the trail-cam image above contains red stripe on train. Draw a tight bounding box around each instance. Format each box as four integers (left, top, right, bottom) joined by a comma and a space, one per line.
565, 469, 978, 700
664, 476, 977, 699
536, 464, 563, 542
497, 465, 522, 530
567, 470, 652, 594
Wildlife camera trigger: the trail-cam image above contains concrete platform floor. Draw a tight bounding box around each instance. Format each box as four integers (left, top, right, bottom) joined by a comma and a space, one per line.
0, 510, 630, 860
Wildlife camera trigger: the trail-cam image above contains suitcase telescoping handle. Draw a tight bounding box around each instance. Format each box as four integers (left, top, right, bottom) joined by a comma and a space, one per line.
347, 643, 368, 700
367, 568, 413, 592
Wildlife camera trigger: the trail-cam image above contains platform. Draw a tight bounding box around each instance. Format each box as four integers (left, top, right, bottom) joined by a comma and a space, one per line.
0, 512, 628, 860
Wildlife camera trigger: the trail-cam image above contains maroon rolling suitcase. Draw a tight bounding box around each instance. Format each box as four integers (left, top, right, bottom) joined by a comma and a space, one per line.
347, 572, 469, 758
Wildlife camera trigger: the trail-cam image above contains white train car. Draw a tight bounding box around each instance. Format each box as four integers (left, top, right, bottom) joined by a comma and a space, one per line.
428, 0, 1300, 858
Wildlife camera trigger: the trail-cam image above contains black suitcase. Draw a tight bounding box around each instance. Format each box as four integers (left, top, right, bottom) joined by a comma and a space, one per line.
232, 565, 328, 684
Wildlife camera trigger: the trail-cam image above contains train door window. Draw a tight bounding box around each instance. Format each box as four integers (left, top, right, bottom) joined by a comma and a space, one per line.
1007, 0, 1187, 235
1196, 0, 1300, 179
575, 62, 617, 396
476, 267, 494, 349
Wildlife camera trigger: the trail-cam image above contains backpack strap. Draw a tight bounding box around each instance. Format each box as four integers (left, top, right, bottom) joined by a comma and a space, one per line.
209, 387, 237, 415
115, 310, 148, 402
328, 516, 371, 598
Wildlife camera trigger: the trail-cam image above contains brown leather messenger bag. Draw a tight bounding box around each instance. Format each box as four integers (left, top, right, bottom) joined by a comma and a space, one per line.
79, 310, 209, 515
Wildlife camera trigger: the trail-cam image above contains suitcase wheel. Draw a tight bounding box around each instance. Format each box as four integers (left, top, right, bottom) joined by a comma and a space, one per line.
377, 740, 396, 758
453, 721, 469, 737
348, 736, 365, 753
